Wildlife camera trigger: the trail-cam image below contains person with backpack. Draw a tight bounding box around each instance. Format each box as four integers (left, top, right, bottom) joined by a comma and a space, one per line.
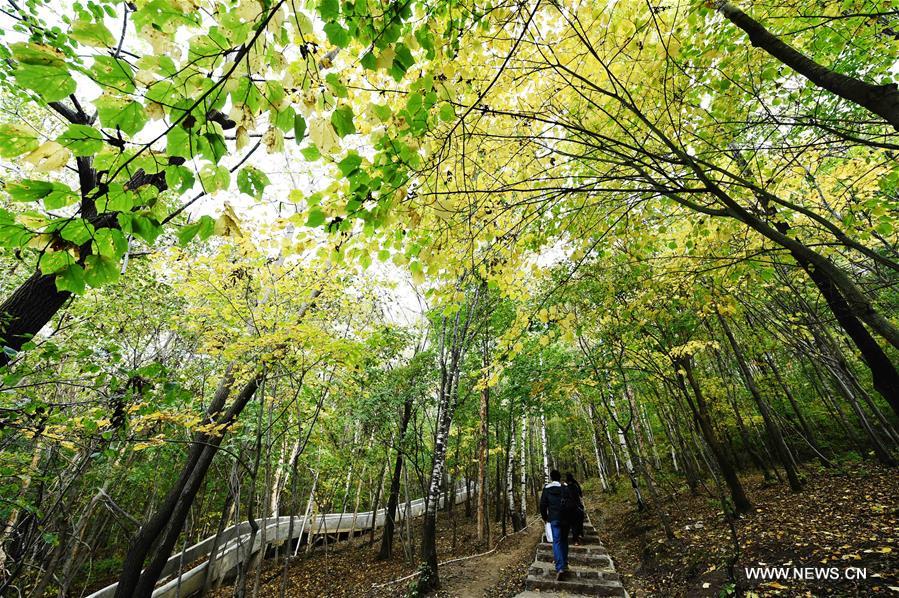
540, 469, 572, 580
565, 472, 585, 544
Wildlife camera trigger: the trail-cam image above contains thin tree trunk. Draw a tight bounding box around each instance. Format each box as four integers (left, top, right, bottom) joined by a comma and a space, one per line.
587, 402, 611, 491
378, 395, 414, 560
477, 364, 490, 542
676, 358, 752, 514
716, 311, 802, 491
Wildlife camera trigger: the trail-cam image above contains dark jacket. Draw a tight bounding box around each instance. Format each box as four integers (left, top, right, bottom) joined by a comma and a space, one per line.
567, 480, 583, 503
540, 482, 570, 522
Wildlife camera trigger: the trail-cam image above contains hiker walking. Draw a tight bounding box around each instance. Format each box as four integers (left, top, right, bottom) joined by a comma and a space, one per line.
565, 472, 585, 545
540, 469, 572, 580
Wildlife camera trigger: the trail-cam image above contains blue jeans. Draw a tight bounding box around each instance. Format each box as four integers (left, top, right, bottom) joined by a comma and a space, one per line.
549, 519, 570, 572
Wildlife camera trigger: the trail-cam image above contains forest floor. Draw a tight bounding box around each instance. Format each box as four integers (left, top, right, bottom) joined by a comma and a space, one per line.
209, 505, 541, 597
589, 462, 899, 597
432, 517, 541, 598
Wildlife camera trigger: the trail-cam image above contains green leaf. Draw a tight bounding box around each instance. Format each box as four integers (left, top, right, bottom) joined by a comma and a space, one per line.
324, 22, 350, 48
294, 114, 307, 143
92, 228, 128, 258
0, 209, 35, 247
14, 63, 76, 102
391, 43, 415, 80
306, 208, 326, 227
275, 106, 295, 132
301, 145, 321, 160
58, 124, 104, 156
39, 250, 75, 275
177, 215, 215, 245
415, 27, 436, 58
325, 73, 348, 98
318, 0, 339, 20
331, 105, 356, 137
166, 127, 193, 159
371, 103, 392, 122
70, 19, 116, 47
97, 97, 148, 136
7, 180, 76, 204
338, 153, 362, 176
10, 42, 66, 67
57, 219, 95, 246
406, 92, 423, 115
237, 167, 270, 199
84, 254, 120, 287
360, 52, 377, 70
91, 56, 135, 92
199, 164, 230, 193
120, 213, 162, 244
0, 124, 39, 158
439, 103, 455, 122
55, 263, 85, 294
165, 165, 195, 194
96, 183, 135, 212
202, 132, 227, 163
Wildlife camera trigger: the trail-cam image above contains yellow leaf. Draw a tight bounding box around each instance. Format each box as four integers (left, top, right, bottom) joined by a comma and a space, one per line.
214, 203, 243, 237
23, 141, 71, 172
309, 117, 339, 154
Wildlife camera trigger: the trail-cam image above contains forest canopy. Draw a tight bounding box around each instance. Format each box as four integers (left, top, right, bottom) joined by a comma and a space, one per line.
0, 0, 897, 596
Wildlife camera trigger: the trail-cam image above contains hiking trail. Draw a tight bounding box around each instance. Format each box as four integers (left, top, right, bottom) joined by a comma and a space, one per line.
516, 515, 627, 597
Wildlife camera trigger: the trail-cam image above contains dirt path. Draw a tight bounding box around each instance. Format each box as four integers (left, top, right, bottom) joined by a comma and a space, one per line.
434, 519, 543, 598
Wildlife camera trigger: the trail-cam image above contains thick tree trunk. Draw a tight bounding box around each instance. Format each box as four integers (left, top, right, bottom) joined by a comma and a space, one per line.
716, 1, 899, 130
800, 261, 899, 418
115, 373, 261, 598
0, 271, 70, 366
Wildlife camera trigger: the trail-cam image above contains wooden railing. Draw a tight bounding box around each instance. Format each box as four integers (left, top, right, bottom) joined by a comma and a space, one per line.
87, 484, 472, 598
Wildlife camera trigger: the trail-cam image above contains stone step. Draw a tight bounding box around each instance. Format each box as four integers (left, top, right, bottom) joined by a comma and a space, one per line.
580, 535, 602, 544
529, 562, 620, 583
549, 531, 600, 542
539, 542, 607, 554
535, 550, 613, 568
525, 575, 627, 597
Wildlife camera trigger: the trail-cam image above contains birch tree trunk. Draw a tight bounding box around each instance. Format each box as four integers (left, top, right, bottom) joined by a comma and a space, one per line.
419, 287, 480, 591
519, 414, 527, 523
540, 413, 550, 482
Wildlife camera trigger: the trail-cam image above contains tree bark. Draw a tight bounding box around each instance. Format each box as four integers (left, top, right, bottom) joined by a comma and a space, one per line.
716, 1, 899, 130
716, 311, 803, 492
419, 288, 480, 592
378, 396, 414, 560
476, 367, 490, 542
115, 372, 261, 598
0, 271, 70, 366
676, 358, 752, 514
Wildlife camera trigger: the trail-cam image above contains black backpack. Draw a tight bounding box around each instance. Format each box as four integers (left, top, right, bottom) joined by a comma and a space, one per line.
561, 485, 583, 516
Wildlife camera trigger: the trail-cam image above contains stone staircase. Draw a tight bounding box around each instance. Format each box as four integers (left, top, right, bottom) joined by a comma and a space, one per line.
517, 518, 627, 597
